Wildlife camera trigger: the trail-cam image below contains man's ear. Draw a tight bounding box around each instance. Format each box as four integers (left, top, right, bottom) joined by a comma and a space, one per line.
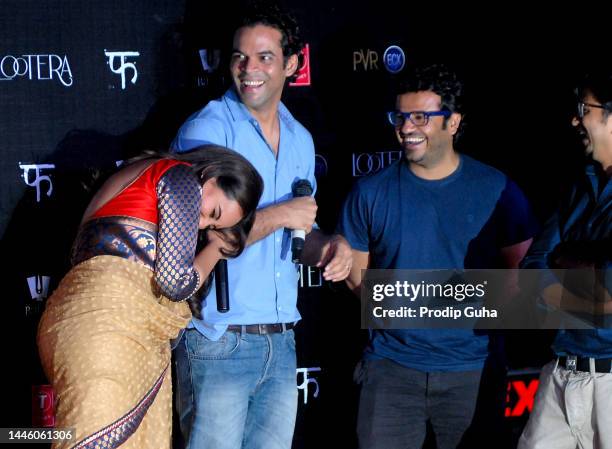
284, 54, 299, 77
448, 112, 462, 135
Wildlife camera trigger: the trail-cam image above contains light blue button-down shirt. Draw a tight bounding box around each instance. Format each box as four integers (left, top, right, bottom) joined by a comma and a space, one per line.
172, 88, 317, 341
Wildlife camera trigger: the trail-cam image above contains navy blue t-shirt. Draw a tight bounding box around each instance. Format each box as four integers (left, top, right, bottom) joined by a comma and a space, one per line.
522, 164, 612, 358
339, 155, 538, 371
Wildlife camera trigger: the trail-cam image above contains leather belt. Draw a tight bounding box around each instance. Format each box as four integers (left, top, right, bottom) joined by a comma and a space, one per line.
558, 355, 612, 373
227, 322, 295, 335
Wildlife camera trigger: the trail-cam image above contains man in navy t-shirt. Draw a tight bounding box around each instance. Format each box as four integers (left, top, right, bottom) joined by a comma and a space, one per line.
338, 64, 537, 449
518, 72, 612, 449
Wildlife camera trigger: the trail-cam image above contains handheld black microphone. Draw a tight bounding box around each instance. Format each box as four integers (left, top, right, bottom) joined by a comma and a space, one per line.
291, 179, 313, 263
214, 260, 229, 313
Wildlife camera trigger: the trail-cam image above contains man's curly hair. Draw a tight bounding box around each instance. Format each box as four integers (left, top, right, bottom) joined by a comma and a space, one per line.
397, 63, 465, 141
238, 1, 304, 81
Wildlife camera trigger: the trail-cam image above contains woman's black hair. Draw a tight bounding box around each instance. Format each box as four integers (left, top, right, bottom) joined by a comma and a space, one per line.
175, 145, 263, 257
127, 145, 263, 317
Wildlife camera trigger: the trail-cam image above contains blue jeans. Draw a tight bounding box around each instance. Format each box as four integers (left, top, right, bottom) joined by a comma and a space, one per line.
174, 328, 298, 449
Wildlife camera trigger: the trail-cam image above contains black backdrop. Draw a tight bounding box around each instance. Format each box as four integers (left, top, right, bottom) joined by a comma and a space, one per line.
2, 1, 608, 447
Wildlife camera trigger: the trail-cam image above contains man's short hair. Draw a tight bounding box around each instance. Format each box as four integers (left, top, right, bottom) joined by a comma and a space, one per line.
576, 70, 612, 120
396, 63, 465, 140
238, 1, 304, 80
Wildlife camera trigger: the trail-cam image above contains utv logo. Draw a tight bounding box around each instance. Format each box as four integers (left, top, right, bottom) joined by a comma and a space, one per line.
297, 367, 321, 404
27, 275, 51, 301
352, 151, 402, 177
289, 44, 311, 87
383, 45, 405, 74
19, 163, 55, 202
0, 54, 73, 86
199, 49, 221, 73
32, 385, 56, 427
105, 50, 139, 89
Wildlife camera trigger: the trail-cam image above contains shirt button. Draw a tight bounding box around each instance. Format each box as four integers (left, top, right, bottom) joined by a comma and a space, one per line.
278, 306, 283, 311
276, 272, 281, 278
276, 237, 281, 243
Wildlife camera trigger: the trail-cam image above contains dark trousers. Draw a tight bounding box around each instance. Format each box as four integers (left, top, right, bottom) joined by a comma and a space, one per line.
355, 359, 482, 449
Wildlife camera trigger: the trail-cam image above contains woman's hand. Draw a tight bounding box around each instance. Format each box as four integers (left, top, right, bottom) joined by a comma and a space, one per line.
193, 230, 231, 287
204, 229, 237, 258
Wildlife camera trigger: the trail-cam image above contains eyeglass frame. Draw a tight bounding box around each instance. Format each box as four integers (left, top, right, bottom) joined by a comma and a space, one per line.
577, 101, 609, 119
387, 110, 452, 127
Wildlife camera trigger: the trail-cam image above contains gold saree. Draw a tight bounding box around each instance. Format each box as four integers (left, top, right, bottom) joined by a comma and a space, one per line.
38, 256, 191, 449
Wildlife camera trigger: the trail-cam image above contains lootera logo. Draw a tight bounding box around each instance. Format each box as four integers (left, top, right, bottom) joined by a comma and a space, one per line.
314, 154, 328, 178
298, 264, 324, 288
383, 45, 405, 74
352, 151, 402, 177
0, 54, 73, 86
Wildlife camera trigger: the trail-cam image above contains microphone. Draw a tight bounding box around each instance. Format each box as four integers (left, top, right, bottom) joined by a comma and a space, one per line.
291, 179, 313, 263
214, 260, 229, 313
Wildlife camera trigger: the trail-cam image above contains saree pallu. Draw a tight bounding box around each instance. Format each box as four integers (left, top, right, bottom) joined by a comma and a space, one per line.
37, 256, 191, 449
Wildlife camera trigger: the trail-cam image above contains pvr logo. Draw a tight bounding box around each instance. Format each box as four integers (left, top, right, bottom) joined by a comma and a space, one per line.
353, 49, 379, 71
383, 45, 405, 74
505, 379, 539, 417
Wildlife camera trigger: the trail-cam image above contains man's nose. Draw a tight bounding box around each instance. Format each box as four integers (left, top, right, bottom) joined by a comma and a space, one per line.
241, 57, 259, 73
400, 118, 417, 134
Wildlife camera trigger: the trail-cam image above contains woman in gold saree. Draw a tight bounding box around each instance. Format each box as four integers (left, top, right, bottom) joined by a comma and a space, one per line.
37, 146, 263, 449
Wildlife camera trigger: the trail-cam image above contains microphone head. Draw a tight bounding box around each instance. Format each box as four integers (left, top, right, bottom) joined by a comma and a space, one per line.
292, 179, 313, 197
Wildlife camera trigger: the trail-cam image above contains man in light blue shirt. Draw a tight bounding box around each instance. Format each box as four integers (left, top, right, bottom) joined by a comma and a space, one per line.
171, 4, 352, 449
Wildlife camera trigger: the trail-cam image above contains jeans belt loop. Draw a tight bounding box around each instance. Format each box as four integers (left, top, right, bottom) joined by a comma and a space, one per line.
281, 323, 287, 333
567, 355, 577, 372
258, 324, 264, 334
241, 325, 246, 335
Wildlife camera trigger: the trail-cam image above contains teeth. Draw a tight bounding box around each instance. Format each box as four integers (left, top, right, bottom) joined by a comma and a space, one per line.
243, 80, 264, 87
404, 137, 425, 144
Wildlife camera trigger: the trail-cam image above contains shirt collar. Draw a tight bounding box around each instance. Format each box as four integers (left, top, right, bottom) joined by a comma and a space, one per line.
223, 87, 296, 134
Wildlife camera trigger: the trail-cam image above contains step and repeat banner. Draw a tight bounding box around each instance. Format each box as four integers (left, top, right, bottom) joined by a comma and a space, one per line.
2, 1, 597, 448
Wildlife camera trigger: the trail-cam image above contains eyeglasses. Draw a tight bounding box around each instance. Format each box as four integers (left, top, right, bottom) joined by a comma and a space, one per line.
577, 101, 607, 118
387, 110, 451, 127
